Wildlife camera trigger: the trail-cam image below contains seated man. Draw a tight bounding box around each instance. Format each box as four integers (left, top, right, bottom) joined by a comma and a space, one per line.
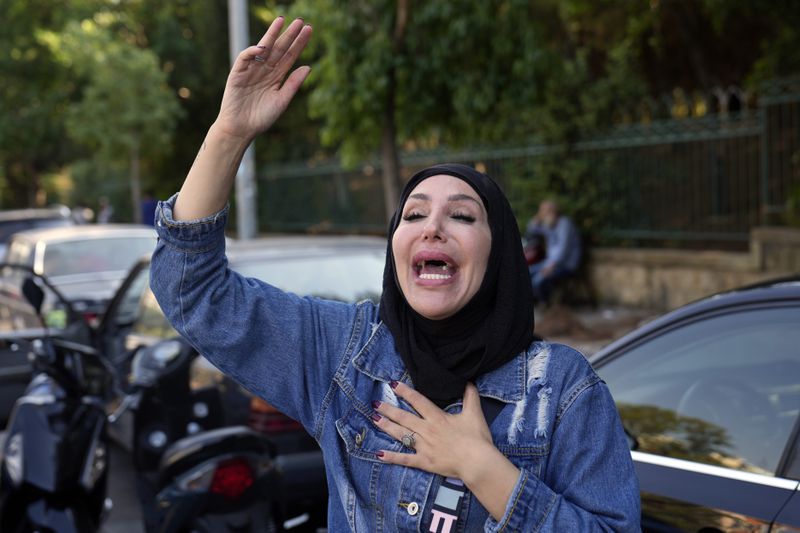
525, 199, 582, 304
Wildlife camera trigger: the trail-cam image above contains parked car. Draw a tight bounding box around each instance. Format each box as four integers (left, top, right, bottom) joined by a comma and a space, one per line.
588, 277, 800, 531
0, 225, 156, 422
0, 206, 75, 258
0, 224, 157, 326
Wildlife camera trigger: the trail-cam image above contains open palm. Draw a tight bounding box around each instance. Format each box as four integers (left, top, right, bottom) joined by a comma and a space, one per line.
216, 17, 312, 140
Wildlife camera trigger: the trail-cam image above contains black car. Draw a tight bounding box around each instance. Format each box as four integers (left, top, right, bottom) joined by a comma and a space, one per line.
589, 277, 800, 531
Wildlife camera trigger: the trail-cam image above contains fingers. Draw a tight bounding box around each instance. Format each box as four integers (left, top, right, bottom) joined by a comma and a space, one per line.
463, 382, 482, 413
389, 381, 442, 421
376, 449, 419, 468
373, 399, 422, 433
371, 408, 419, 449
272, 24, 313, 75
256, 16, 287, 48
278, 65, 312, 99
264, 18, 307, 69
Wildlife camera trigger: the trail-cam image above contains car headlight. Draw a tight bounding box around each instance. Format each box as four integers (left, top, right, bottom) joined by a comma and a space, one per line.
4, 433, 24, 486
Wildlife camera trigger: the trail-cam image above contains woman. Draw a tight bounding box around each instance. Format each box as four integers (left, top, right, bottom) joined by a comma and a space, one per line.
150, 17, 640, 531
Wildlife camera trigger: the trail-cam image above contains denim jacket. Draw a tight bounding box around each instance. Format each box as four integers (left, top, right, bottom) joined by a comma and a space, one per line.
150, 195, 640, 532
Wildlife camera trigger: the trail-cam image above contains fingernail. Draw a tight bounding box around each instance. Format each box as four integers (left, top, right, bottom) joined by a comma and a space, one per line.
390, 380, 399, 389
376, 451, 385, 458
372, 400, 381, 409
256, 45, 267, 49
297, 17, 304, 22
370, 413, 381, 422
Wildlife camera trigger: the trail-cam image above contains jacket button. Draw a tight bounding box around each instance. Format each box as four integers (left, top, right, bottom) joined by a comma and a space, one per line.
354, 428, 365, 447
407, 502, 419, 516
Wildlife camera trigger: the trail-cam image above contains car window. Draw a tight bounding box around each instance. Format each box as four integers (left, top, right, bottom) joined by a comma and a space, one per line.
112, 267, 151, 326
43, 237, 155, 277
231, 250, 385, 303
130, 286, 177, 340
596, 306, 800, 476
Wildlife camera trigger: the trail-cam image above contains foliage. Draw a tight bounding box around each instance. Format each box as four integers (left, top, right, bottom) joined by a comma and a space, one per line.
0, 0, 77, 207
291, 0, 550, 167
2, 0, 799, 234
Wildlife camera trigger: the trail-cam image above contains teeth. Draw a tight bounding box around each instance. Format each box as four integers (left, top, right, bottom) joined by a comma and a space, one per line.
419, 273, 453, 280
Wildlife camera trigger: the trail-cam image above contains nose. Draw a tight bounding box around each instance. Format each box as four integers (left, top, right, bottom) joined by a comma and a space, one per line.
421, 213, 445, 241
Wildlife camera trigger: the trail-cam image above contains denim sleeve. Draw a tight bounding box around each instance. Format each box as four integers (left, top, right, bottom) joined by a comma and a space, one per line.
149, 194, 358, 439
485, 382, 640, 532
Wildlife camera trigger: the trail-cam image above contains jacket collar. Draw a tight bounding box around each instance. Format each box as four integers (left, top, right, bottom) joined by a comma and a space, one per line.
352, 322, 526, 404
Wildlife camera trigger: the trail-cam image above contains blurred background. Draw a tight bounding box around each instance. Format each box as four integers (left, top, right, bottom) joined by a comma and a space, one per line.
2, 0, 799, 310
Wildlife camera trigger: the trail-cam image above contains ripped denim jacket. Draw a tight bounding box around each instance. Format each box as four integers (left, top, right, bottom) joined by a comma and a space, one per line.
150, 195, 640, 532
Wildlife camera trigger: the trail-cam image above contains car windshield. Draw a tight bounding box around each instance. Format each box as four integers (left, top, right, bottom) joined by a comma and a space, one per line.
231, 249, 385, 303
43, 237, 156, 277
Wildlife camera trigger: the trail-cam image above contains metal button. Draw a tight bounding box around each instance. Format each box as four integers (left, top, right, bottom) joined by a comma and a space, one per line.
354, 428, 365, 447
407, 502, 419, 516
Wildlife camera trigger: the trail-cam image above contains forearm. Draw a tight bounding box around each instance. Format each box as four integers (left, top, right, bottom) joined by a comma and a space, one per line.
173, 124, 253, 221
461, 445, 520, 521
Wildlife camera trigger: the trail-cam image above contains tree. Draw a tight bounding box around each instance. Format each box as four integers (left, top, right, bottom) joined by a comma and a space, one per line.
42, 18, 183, 222
291, 0, 551, 220
0, 0, 79, 207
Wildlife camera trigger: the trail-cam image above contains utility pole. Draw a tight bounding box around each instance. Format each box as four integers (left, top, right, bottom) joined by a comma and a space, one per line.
228, 0, 258, 239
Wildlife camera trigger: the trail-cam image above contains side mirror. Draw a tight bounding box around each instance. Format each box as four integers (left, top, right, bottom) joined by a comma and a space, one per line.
22, 277, 45, 315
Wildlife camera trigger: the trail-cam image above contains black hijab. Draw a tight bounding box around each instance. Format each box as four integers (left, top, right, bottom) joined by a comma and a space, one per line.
379, 163, 535, 407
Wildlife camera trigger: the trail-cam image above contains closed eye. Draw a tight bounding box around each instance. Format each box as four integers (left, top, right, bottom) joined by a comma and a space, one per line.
452, 213, 475, 223
402, 212, 425, 221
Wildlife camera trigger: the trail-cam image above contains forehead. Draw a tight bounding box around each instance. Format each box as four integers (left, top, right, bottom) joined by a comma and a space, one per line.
406, 174, 481, 201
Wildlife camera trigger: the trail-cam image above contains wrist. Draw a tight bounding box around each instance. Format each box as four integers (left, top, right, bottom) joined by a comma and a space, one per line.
458, 441, 514, 486
208, 121, 256, 151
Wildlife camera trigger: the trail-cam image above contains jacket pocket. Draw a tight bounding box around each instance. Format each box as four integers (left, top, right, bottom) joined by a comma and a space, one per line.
336, 407, 403, 463
496, 443, 548, 479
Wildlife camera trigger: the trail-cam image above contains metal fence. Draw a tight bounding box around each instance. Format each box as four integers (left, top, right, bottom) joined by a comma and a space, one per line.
257, 76, 800, 248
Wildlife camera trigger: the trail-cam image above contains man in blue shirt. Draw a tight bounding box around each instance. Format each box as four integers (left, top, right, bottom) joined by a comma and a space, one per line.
526, 200, 582, 304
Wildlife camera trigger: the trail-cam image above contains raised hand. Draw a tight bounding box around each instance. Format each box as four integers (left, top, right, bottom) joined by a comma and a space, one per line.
216, 17, 313, 141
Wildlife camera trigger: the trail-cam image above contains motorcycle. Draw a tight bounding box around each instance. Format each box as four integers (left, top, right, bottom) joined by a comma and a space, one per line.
115, 336, 282, 532
0, 267, 116, 532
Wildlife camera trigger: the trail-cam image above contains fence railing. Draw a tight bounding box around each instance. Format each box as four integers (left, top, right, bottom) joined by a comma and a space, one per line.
257, 77, 800, 248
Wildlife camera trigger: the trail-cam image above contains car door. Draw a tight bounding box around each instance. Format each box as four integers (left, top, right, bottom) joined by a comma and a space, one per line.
594, 303, 800, 531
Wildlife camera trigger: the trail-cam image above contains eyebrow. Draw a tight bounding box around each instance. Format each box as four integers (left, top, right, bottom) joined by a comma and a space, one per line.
408, 193, 483, 207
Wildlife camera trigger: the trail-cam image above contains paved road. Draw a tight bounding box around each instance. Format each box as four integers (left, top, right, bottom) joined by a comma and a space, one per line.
103, 443, 144, 533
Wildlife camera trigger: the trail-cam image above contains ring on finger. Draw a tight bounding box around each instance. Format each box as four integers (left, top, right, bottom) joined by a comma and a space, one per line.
253, 55, 266, 62
401, 432, 416, 450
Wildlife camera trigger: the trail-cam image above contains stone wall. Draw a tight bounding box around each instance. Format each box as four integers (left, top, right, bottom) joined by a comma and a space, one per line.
587, 227, 800, 311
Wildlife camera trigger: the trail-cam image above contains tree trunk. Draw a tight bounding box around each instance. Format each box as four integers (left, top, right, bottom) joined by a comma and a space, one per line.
380, 0, 410, 222
130, 141, 142, 224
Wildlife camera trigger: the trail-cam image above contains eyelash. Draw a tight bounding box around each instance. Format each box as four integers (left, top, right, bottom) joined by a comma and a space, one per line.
401, 211, 475, 223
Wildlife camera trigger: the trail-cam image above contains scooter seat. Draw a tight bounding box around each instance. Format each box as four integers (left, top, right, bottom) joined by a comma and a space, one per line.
158, 425, 274, 488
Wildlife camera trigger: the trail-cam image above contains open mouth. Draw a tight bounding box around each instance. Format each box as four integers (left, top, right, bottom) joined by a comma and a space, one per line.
414, 258, 456, 280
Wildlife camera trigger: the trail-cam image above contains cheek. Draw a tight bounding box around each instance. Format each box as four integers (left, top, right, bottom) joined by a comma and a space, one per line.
391, 231, 409, 274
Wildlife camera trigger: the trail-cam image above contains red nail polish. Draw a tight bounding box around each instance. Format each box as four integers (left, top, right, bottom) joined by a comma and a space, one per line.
371, 413, 381, 422
390, 380, 399, 389
376, 451, 385, 458
372, 400, 381, 409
